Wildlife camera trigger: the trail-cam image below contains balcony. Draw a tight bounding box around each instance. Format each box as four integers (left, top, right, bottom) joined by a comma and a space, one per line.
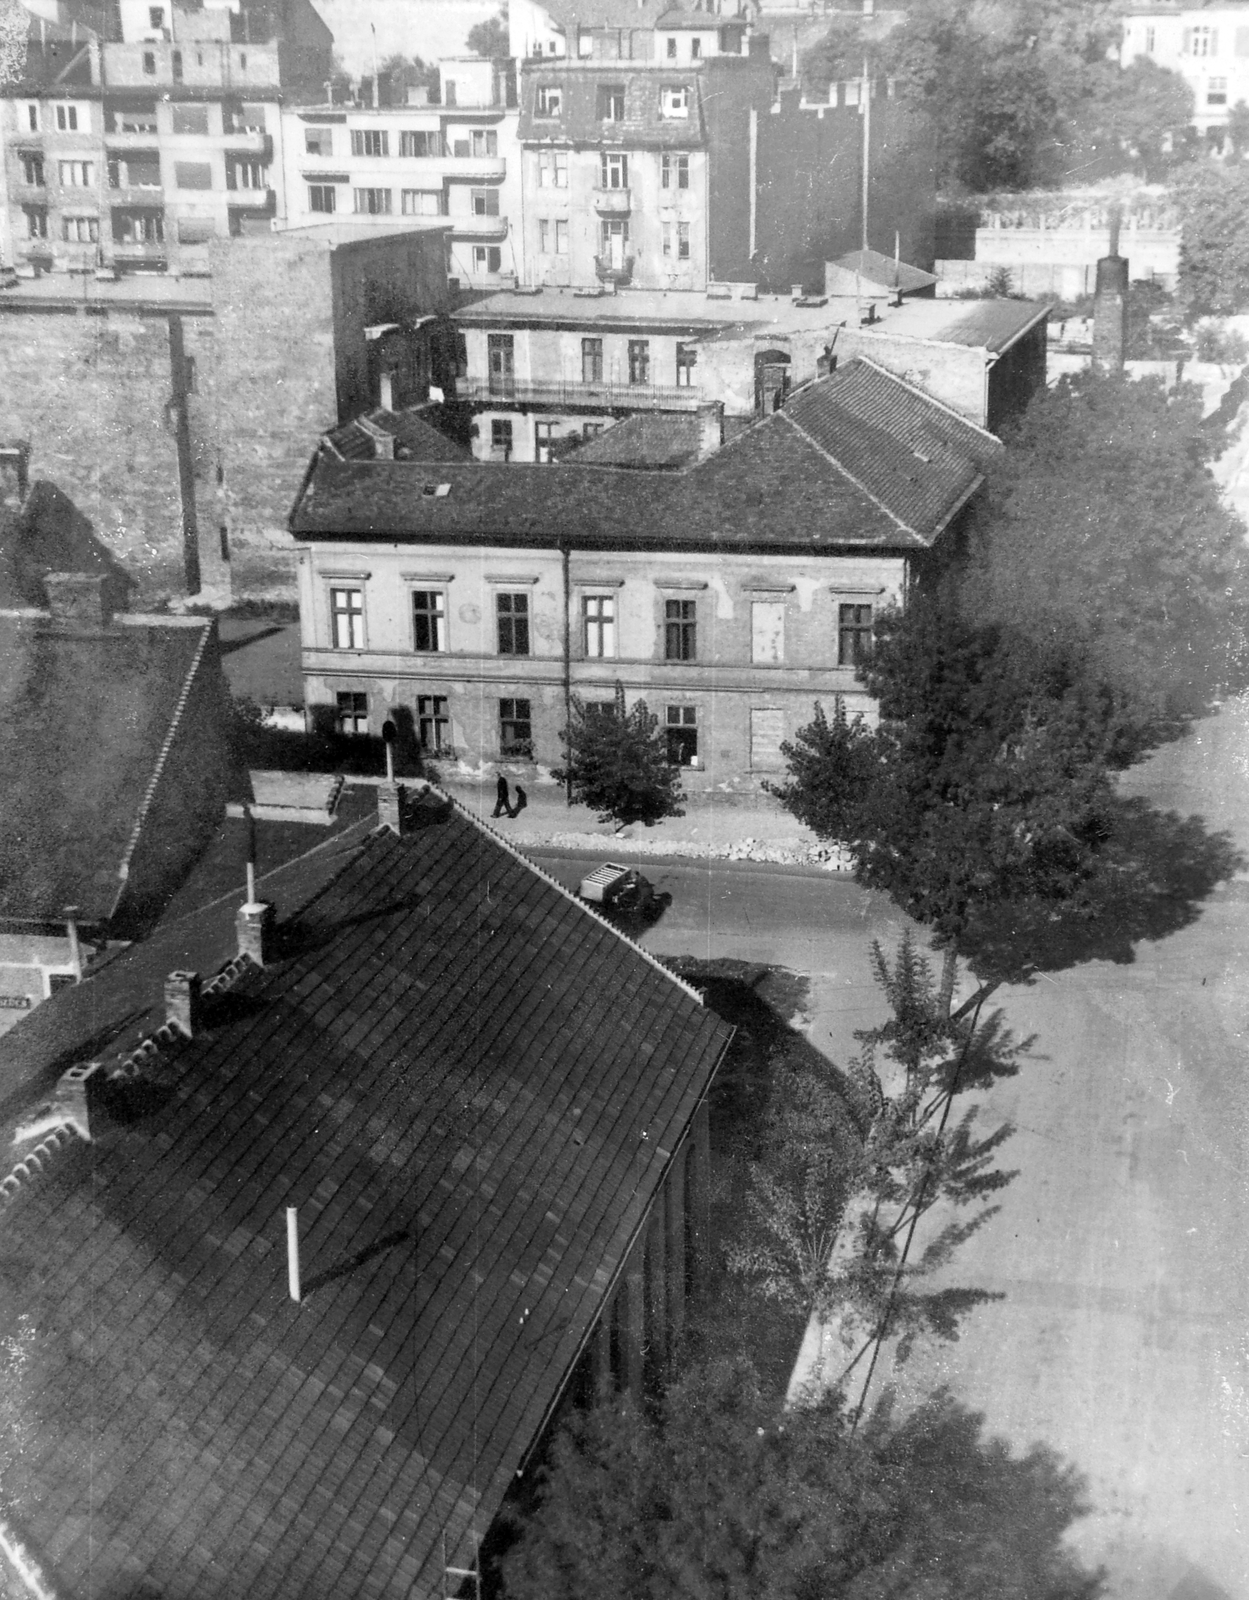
108, 183, 166, 204
225, 185, 276, 210
450, 212, 509, 240
594, 254, 635, 286
112, 242, 169, 269
594, 187, 631, 214
458, 376, 704, 410
441, 154, 507, 180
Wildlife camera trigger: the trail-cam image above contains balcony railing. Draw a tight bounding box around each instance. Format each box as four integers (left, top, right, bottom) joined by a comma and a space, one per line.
450, 212, 509, 239
458, 376, 704, 409
226, 185, 276, 210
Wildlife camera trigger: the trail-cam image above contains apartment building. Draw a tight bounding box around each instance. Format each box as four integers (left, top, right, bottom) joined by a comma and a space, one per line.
1, 0, 330, 276
1121, 3, 1249, 140
280, 57, 522, 289
289, 358, 1002, 788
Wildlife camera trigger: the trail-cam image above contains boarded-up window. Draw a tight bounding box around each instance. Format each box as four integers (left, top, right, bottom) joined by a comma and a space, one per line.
175, 161, 213, 190
751, 601, 785, 664
750, 708, 785, 772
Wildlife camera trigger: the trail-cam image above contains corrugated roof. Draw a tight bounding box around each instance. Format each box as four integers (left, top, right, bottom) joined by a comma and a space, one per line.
0, 613, 217, 922
568, 412, 704, 467
0, 796, 732, 1600
519, 66, 705, 146
321, 408, 471, 464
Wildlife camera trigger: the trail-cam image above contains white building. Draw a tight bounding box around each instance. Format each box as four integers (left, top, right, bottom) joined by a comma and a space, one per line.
1121, 4, 1249, 140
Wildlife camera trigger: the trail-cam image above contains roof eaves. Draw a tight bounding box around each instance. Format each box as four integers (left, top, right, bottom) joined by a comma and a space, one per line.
774, 409, 920, 542
927, 470, 985, 543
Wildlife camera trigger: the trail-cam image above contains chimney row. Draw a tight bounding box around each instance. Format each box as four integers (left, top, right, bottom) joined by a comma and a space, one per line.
164, 970, 202, 1037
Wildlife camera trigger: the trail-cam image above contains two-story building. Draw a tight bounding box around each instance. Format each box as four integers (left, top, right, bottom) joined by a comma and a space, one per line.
279, 56, 523, 289
1121, 3, 1248, 143
288, 357, 1002, 788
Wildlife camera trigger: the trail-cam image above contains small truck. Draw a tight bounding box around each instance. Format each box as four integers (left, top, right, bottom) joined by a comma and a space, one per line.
578, 862, 658, 919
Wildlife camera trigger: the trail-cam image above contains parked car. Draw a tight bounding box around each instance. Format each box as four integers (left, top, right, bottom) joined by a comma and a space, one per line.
578, 862, 662, 921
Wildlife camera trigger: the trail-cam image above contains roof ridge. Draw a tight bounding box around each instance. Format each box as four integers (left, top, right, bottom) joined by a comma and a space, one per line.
852, 356, 1004, 445
422, 784, 709, 1008
0, 1122, 84, 1210
110, 618, 215, 920
775, 409, 916, 538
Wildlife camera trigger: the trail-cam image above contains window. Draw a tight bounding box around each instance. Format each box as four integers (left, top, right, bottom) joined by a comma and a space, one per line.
308, 183, 337, 213
23, 207, 48, 240
172, 48, 183, 80
418, 695, 449, 753
666, 705, 698, 765
536, 84, 562, 116
538, 149, 568, 187
402, 189, 444, 215
143, 50, 156, 73
55, 104, 80, 131
471, 186, 500, 215
660, 84, 690, 117
171, 103, 209, 134
473, 245, 502, 272
117, 103, 158, 132
20, 153, 44, 187
677, 221, 691, 259
24, 103, 38, 132
582, 337, 603, 383
444, 79, 457, 105
600, 152, 629, 188
1209, 76, 1228, 104
497, 592, 530, 654
305, 126, 333, 156
538, 217, 549, 253
676, 343, 697, 387
412, 589, 447, 652
149, 7, 165, 28
628, 339, 650, 384
354, 187, 392, 213
535, 420, 557, 462
661, 153, 689, 189
174, 161, 213, 190
691, 37, 702, 58
330, 586, 364, 649
396, 129, 434, 158
112, 209, 164, 243
452, 135, 471, 157
583, 422, 605, 440
471, 129, 498, 156
61, 216, 98, 242
336, 691, 369, 735
556, 218, 569, 253
584, 594, 615, 657
351, 128, 389, 157
59, 160, 94, 187
488, 332, 514, 391
227, 159, 266, 190
838, 603, 873, 666
598, 84, 626, 120
664, 599, 696, 660
499, 698, 533, 757
491, 418, 513, 458
666, 35, 677, 57
109, 153, 162, 188
1145, 25, 1155, 53
1189, 25, 1215, 55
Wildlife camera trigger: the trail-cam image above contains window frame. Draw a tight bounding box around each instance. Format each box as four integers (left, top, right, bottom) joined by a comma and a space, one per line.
837, 602, 874, 666
536, 84, 563, 117
583, 592, 616, 658
305, 126, 333, 156
19, 152, 45, 187
417, 694, 450, 753
351, 128, 390, 158
665, 703, 698, 766
61, 215, 99, 242
308, 183, 337, 213
496, 591, 531, 655
411, 588, 448, 653
600, 152, 629, 189
336, 690, 369, 736
581, 336, 604, 383
353, 186, 393, 214
490, 417, 514, 458
471, 186, 500, 216
499, 697, 534, 757
598, 84, 626, 121
660, 84, 691, 118
675, 343, 697, 387
329, 585, 365, 651
664, 598, 697, 661
58, 159, 95, 188
628, 339, 650, 385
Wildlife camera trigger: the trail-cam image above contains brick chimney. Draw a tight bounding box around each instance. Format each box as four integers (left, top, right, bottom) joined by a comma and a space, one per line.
164, 970, 202, 1037
0, 442, 30, 511
1092, 207, 1128, 375
237, 900, 276, 966
378, 781, 409, 835
696, 402, 723, 460
44, 572, 111, 630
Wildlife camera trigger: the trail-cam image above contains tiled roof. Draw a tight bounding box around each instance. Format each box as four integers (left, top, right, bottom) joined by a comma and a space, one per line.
568, 412, 704, 467
321, 408, 471, 464
830, 249, 937, 295
0, 612, 219, 923
291, 361, 989, 549
519, 66, 706, 147
0, 794, 732, 1600
0, 482, 135, 610
535, 0, 686, 33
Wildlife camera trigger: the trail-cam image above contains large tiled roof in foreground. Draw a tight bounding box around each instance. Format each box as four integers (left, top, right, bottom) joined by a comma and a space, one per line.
0, 792, 732, 1600
290, 361, 991, 550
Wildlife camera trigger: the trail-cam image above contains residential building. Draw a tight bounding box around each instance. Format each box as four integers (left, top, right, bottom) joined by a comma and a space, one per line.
1, 0, 331, 277
289, 357, 1002, 787
1121, 3, 1249, 142
0, 781, 731, 1596
279, 55, 524, 289
0, 575, 233, 1033
452, 280, 1050, 460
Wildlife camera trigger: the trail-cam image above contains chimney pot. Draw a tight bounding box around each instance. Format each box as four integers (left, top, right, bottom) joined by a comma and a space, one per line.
378, 781, 409, 835
44, 572, 111, 630
164, 970, 202, 1037
237, 900, 276, 966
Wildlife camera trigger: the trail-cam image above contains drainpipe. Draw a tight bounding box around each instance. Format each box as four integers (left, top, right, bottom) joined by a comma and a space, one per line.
562, 541, 572, 805
167, 314, 202, 595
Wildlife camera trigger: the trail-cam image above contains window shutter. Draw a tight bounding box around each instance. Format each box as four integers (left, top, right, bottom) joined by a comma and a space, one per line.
1183, 27, 1192, 53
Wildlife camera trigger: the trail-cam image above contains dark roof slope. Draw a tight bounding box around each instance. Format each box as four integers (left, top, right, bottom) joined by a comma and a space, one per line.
321, 408, 471, 464
568, 411, 704, 467
831, 248, 937, 295
0, 613, 214, 922
520, 66, 705, 146
932, 298, 1051, 352
0, 796, 731, 1600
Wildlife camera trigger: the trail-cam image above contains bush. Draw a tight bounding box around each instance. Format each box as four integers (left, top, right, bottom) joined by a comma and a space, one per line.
1194, 320, 1249, 363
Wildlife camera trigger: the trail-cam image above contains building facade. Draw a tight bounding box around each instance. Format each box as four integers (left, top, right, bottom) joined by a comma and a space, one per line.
1121, 4, 1249, 140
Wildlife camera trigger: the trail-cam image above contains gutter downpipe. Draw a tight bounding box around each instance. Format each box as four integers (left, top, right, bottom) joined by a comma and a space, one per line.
562, 541, 572, 806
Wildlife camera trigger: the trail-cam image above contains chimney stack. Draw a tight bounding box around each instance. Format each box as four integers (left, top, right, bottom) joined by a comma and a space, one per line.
1092, 204, 1128, 375
0, 442, 30, 511
237, 899, 275, 965
44, 572, 111, 630
696, 402, 723, 459
164, 970, 202, 1037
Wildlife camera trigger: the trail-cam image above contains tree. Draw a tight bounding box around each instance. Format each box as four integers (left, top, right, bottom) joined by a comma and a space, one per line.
1227, 99, 1249, 157
727, 934, 1023, 1380
1065, 58, 1194, 182
0, 0, 26, 91
466, 9, 509, 58
1174, 159, 1249, 318
377, 52, 439, 107
964, 370, 1249, 735
501, 1358, 1105, 1600
554, 683, 685, 830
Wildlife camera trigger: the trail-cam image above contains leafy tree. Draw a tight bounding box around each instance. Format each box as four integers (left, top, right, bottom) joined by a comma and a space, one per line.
1174, 159, 1249, 318
466, 9, 509, 58
1064, 58, 1193, 182
377, 52, 439, 107
964, 370, 1249, 734
1227, 99, 1249, 156
554, 682, 685, 831
502, 1357, 1105, 1600
727, 934, 1023, 1378
0, 0, 26, 90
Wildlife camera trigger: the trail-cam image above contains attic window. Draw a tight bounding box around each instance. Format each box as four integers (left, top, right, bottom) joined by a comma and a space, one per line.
422, 483, 451, 497
660, 85, 691, 118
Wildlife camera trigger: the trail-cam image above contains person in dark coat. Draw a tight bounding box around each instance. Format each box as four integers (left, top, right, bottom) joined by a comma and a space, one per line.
510, 786, 527, 818
492, 774, 511, 817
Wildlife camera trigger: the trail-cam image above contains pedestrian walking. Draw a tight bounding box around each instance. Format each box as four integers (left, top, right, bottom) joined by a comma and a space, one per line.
510, 785, 527, 818
492, 774, 511, 818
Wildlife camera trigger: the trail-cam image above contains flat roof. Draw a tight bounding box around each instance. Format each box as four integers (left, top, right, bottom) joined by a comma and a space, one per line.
0, 272, 213, 314
272, 220, 453, 246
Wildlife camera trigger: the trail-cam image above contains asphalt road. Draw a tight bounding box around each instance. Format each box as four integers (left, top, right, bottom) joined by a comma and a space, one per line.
540, 694, 1249, 1600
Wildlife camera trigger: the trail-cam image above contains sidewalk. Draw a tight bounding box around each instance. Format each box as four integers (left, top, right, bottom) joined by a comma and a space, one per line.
436, 773, 854, 870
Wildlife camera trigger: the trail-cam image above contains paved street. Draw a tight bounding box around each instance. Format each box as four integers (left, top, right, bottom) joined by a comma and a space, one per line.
544, 693, 1249, 1600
